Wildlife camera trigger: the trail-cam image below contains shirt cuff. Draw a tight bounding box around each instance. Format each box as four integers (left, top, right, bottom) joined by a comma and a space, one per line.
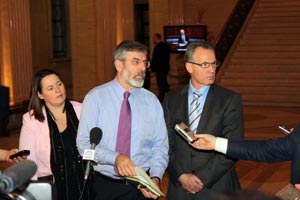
215, 137, 228, 154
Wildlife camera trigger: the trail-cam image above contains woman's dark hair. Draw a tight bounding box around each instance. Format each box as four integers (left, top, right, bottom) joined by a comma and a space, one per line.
28, 69, 63, 122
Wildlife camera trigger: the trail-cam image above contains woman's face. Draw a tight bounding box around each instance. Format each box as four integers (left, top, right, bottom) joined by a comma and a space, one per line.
37, 74, 66, 108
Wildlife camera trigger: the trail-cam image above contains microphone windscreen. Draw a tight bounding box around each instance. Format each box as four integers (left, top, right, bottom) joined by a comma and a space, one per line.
2, 160, 37, 193
90, 127, 102, 145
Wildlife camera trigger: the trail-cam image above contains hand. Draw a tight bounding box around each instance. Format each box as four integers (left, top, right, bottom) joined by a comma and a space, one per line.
190, 134, 217, 150
151, 177, 160, 186
115, 154, 135, 177
295, 184, 300, 190
5, 148, 21, 163
140, 188, 159, 199
178, 173, 203, 194
138, 177, 160, 199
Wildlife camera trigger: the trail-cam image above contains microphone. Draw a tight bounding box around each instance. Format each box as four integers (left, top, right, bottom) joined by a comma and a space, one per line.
0, 160, 37, 195
83, 127, 102, 180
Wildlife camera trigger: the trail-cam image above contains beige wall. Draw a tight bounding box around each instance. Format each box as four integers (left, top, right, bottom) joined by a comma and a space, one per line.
29, 0, 73, 97
29, 0, 51, 73
0, 0, 32, 105
150, 0, 238, 48
0, 0, 238, 104
148, 0, 238, 91
70, 0, 135, 101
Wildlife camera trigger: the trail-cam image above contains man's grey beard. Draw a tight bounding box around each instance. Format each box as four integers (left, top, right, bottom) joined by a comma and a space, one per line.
123, 71, 145, 88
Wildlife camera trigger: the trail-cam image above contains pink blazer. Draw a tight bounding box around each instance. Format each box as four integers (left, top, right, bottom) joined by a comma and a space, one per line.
19, 101, 82, 180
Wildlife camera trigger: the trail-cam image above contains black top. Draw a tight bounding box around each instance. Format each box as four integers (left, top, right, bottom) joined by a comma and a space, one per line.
46, 100, 90, 200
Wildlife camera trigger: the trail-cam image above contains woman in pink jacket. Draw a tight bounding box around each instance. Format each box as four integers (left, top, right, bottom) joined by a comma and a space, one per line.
19, 69, 90, 200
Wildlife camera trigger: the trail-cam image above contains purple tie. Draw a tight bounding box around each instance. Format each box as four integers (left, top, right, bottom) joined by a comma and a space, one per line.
116, 91, 131, 157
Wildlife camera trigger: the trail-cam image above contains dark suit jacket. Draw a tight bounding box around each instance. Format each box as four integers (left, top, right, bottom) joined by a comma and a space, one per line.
163, 84, 244, 200
227, 123, 300, 185
150, 41, 170, 73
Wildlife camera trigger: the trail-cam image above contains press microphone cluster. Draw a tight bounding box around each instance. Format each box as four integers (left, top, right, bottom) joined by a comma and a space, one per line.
0, 160, 37, 195
83, 127, 103, 180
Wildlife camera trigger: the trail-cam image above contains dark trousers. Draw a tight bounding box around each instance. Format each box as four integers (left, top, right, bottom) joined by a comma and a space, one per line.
93, 172, 151, 200
156, 70, 169, 101
143, 68, 151, 90
156, 71, 170, 101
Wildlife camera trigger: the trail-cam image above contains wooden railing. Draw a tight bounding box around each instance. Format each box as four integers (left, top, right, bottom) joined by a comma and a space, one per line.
214, 0, 255, 66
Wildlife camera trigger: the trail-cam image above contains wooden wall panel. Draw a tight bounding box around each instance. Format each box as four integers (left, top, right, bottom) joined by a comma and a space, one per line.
167, 0, 184, 25
29, 0, 50, 72
71, 0, 134, 101
150, 0, 238, 46
116, 0, 134, 42
149, 0, 169, 43
0, 0, 32, 105
96, 0, 116, 87
9, 0, 32, 104
0, 0, 12, 90
149, 0, 238, 92
70, 0, 97, 101
184, 0, 238, 44
0, 0, 238, 104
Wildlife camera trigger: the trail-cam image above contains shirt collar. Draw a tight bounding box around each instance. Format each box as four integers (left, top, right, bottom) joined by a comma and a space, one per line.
112, 78, 139, 99
188, 80, 210, 97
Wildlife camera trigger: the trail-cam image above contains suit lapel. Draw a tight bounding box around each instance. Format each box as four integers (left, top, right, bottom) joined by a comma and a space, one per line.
179, 86, 190, 125
197, 85, 215, 132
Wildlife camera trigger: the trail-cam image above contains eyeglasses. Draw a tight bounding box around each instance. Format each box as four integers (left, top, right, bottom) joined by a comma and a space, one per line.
119, 59, 150, 68
187, 61, 220, 69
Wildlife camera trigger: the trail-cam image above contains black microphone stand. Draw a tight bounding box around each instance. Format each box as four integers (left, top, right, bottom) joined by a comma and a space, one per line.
78, 162, 94, 200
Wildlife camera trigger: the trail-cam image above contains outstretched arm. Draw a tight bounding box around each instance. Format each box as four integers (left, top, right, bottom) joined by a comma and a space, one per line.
189, 129, 300, 189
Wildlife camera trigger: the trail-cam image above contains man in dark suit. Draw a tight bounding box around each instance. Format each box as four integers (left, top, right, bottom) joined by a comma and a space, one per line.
163, 41, 244, 199
150, 33, 170, 101
191, 124, 300, 190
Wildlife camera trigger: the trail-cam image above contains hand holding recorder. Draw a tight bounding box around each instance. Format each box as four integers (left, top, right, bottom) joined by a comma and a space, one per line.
174, 122, 198, 143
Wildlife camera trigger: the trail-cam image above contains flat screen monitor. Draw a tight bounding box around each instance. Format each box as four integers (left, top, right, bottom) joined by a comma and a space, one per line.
164, 25, 207, 52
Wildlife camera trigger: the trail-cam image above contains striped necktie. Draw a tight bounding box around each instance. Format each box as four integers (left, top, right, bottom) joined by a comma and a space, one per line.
189, 91, 201, 133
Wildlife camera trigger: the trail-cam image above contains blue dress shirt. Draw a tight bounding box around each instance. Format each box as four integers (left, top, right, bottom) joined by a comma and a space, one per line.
77, 78, 169, 180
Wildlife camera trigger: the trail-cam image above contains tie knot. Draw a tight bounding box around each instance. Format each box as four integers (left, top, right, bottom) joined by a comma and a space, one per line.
124, 91, 130, 100
193, 92, 200, 99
